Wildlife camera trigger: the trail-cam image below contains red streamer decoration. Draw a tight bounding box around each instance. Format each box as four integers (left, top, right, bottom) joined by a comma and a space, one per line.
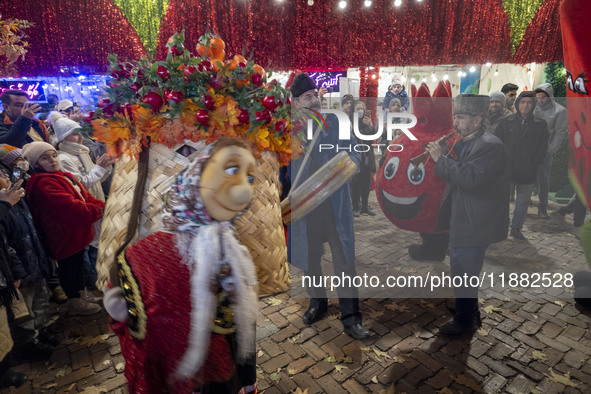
511, 0, 563, 64
0, 0, 146, 76
1, 0, 563, 76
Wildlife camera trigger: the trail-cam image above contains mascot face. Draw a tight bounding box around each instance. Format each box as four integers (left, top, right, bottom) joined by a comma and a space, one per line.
561, 0, 591, 208
376, 81, 459, 233
201, 144, 256, 221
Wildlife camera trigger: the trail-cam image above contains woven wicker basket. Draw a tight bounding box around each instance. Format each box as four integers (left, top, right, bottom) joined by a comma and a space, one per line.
96, 143, 289, 295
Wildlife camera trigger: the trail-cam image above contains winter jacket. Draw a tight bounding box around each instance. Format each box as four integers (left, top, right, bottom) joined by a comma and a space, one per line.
0, 112, 50, 148
58, 141, 112, 201
486, 108, 513, 135
82, 137, 113, 197
383, 90, 410, 112
435, 128, 509, 248
533, 83, 568, 155
354, 119, 377, 173
25, 171, 105, 260
0, 201, 17, 310
496, 110, 549, 185
1, 197, 51, 287
288, 114, 361, 271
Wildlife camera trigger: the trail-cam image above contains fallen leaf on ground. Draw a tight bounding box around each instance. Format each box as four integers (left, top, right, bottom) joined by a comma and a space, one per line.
545, 369, 578, 387
257, 350, 264, 358
554, 300, 565, 307
288, 368, 297, 375
325, 356, 337, 363
371, 376, 379, 384
393, 353, 410, 363
477, 327, 490, 336
411, 323, 420, 338
532, 351, 547, 362
530, 387, 541, 394
115, 362, 125, 373
288, 333, 304, 343
55, 369, 66, 378
420, 300, 434, 309
267, 298, 282, 306
64, 383, 76, 392
385, 303, 410, 313
293, 388, 309, 394
368, 310, 384, 319
326, 314, 339, 321
373, 348, 392, 363
78, 386, 107, 394
43, 383, 58, 389
341, 356, 353, 364
334, 365, 348, 373
453, 374, 483, 392
483, 305, 501, 314
102, 359, 111, 366
79, 334, 110, 348
360, 346, 371, 352
437, 389, 453, 394
269, 372, 281, 383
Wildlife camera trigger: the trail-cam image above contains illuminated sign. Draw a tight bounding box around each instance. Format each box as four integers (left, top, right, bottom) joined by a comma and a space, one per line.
0, 80, 46, 102
307, 72, 347, 92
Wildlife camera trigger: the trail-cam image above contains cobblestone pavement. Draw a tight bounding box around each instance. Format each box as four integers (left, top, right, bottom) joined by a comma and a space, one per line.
3, 195, 591, 393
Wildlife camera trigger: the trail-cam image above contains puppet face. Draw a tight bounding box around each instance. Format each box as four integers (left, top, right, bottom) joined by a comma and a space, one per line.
200, 145, 256, 221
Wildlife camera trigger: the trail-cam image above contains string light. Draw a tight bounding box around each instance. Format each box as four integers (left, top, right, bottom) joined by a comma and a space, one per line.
364, 0, 372, 7
421, 77, 427, 83
485, 62, 492, 67
410, 77, 416, 83
469, 66, 476, 73
443, 74, 449, 81
308, 0, 314, 5
394, 0, 402, 7
494, 69, 499, 76
457, 71, 463, 77
339, 1, 347, 9
400, 75, 407, 82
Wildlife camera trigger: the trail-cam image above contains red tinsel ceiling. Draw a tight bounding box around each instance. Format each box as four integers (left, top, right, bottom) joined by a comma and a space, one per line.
1, 0, 563, 76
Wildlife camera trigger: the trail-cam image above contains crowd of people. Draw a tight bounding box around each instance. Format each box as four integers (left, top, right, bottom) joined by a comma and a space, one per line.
0, 89, 113, 388
0, 72, 583, 389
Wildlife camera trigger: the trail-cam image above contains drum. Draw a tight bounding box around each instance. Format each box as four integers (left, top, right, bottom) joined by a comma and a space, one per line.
281, 151, 357, 225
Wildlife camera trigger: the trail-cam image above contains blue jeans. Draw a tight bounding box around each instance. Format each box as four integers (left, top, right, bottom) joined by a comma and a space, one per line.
536, 152, 553, 212
511, 183, 535, 230
83, 246, 98, 288
449, 245, 488, 325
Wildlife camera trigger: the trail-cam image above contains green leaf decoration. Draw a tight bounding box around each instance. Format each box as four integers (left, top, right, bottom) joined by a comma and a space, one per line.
502, 0, 545, 54
112, 0, 170, 56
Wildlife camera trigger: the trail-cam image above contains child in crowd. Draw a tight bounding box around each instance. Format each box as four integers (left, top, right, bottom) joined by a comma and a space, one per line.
0, 145, 59, 362
21, 142, 104, 315
382, 74, 409, 112
51, 112, 114, 289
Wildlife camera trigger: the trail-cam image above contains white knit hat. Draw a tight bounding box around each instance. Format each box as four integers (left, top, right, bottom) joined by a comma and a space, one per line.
49, 111, 81, 143
391, 74, 403, 87
57, 99, 74, 112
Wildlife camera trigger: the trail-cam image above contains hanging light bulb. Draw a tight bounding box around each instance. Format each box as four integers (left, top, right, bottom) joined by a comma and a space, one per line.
372, 74, 376, 79
410, 77, 416, 83
469, 66, 476, 73
485, 62, 492, 67
364, 0, 372, 7
394, 0, 402, 7
462, 71, 467, 77
308, 0, 314, 5
443, 74, 449, 81
339, 0, 347, 9
494, 69, 499, 76
457, 71, 463, 77
431, 73, 438, 82
421, 77, 427, 83
401, 75, 407, 82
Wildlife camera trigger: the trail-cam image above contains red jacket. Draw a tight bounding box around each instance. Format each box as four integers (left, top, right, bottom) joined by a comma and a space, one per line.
25, 171, 105, 260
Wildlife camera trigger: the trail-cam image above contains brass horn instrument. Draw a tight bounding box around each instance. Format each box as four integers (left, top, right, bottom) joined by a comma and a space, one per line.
409, 131, 456, 167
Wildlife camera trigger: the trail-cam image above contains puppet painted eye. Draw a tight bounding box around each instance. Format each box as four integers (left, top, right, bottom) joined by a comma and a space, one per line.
575, 74, 588, 95
566, 71, 574, 92
247, 174, 255, 184
407, 162, 426, 185
383, 157, 400, 180
225, 166, 239, 175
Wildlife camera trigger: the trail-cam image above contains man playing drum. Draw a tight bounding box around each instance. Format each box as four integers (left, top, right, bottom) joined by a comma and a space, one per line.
287, 73, 370, 339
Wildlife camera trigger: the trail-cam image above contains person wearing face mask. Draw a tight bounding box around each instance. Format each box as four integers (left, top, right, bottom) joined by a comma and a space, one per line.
21, 142, 105, 316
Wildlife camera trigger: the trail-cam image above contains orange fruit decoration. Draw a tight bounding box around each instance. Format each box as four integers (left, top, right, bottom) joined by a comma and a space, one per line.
210, 36, 225, 59
196, 44, 208, 57
234, 54, 246, 64
253, 64, 265, 76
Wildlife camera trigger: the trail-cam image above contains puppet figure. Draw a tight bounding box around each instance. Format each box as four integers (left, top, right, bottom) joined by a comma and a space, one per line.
104, 138, 259, 393
376, 81, 459, 260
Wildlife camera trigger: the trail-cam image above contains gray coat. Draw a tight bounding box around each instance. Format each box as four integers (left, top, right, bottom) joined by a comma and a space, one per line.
288, 114, 361, 271
533, 83, 567, 155
435, 128, 509, 248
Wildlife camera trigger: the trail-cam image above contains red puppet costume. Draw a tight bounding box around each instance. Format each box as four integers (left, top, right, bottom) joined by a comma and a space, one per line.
105, 140, 259, 393
560, 0, 591, 307
376, 81, 460, 260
